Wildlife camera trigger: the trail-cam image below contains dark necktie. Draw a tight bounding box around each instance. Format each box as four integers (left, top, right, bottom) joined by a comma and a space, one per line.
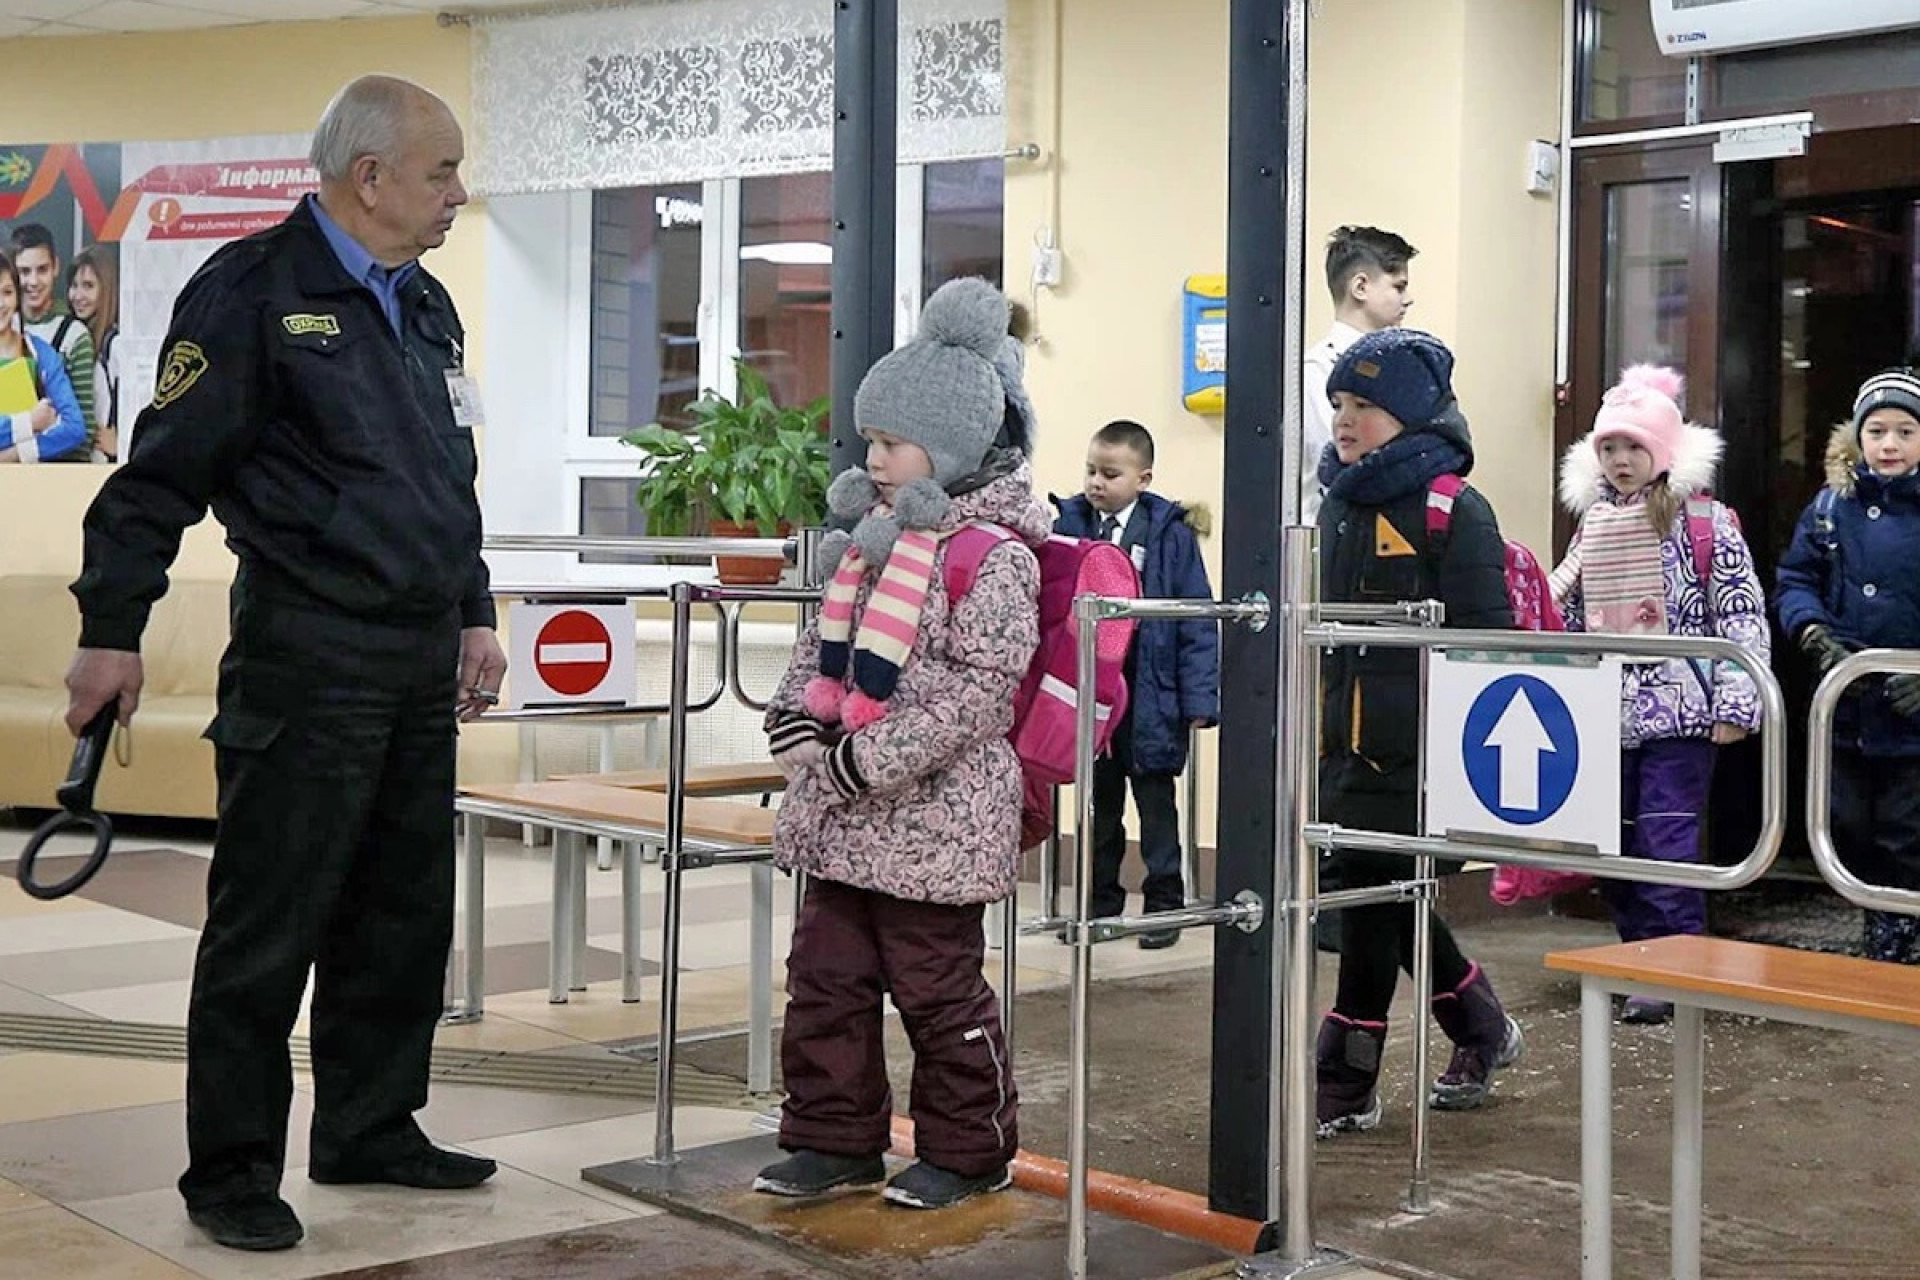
1097, 514, 1119, 542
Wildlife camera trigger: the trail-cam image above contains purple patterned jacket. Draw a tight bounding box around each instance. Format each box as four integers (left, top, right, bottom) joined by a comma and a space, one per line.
766, 465, 1050, 904
1556, 424, 1772, 748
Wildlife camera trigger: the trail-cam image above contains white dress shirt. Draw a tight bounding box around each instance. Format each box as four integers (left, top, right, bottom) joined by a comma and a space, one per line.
1301, 320, 1367, 524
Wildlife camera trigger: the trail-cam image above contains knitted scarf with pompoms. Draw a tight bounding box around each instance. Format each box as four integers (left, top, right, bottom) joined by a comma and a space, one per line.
805, 522, 956, 731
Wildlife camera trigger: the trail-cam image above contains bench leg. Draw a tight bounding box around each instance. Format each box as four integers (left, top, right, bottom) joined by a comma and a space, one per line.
1581, 979, 1613, 1280
455, 811, 486, 1021
571, 835, 590, 992
749, 862, 773, 1094
621, 843, 644, 1004
998, 889, 1018, 1046
550, 832, 576, 1004
1672, 1002, 1705, 1280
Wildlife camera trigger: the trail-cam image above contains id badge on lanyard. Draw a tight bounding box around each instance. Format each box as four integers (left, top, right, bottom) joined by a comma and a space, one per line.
442, 335, 485, 428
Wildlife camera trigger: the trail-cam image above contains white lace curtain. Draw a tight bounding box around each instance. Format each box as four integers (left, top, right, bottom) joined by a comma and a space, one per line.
470, 0, 1006, 196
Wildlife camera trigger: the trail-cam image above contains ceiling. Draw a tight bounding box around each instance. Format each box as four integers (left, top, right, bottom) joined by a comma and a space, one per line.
0, 0, 544, 39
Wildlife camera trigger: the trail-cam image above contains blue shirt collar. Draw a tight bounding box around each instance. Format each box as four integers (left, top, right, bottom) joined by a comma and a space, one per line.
306, 194, 418, 332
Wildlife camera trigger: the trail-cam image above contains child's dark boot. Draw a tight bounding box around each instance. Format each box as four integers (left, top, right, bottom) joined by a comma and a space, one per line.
1863, 910, 1920, 965
1316, 1013, 1386, 1138
753, 1148, 886, 1197
1429, 962, 1524, 1110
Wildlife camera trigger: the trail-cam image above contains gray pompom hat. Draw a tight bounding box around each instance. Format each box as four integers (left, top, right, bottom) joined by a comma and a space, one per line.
853, 277, 1033, 487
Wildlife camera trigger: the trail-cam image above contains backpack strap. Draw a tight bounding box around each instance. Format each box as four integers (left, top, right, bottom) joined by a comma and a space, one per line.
942, 522, 1015, 602
1684, 493, 1716, 586
1425, 473, 1465, 545
50, 314, 74, 358
1813, 488, 1838, 556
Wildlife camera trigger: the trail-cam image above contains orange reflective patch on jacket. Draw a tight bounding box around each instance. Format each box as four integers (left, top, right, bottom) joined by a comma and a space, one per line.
1351, 677, 1363, 755
1375, 515, 1417, 558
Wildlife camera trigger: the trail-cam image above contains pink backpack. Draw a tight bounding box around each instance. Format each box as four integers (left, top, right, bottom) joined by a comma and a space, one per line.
1426, 475, 1564, 632
945, 526, 1140, 847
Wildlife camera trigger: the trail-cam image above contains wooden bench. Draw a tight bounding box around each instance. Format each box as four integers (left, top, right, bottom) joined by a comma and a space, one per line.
451, 780, 778, 1008
1545, 935, 1920, 1280
556, 761, 787, 797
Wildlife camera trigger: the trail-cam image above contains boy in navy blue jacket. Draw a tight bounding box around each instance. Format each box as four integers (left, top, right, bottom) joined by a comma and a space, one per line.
1054, 419, 1219, 948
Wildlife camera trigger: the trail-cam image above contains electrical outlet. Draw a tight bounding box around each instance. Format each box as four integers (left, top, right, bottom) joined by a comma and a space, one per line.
1525, 139, 1559, 197
1032, 243, 1063, 288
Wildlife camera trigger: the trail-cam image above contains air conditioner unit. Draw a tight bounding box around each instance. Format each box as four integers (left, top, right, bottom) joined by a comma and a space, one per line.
1651, 0, 1920, 57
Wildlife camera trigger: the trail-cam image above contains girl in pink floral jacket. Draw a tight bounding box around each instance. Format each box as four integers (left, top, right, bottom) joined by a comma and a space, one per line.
752, 279, 1048, 1213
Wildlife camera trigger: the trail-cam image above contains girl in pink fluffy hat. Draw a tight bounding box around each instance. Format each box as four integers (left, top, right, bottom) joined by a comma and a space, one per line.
1549, 366, 1771, 1023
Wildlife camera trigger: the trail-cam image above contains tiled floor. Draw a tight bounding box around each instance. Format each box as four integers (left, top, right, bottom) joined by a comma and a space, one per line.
0, 813, 1346, 1280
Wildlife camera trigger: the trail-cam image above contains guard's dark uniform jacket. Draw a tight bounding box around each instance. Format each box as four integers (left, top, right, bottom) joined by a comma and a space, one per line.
73, 199, 492, 647
69, 200, 493, 1212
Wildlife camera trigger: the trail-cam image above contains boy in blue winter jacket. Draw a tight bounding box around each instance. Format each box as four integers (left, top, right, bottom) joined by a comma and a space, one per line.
1777, 368, 1920, 964
1053, 419, 1219, 948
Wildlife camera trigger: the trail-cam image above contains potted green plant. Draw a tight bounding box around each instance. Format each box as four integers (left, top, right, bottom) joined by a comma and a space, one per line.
621, 358, 832, 584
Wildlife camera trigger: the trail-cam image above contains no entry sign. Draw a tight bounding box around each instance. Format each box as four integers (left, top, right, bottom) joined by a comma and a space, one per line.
507, 601, 636, 708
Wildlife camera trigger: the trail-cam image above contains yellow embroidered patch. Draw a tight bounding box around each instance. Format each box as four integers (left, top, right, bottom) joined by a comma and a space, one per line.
1375, 515, 1417, 558
151, 341, 209, 410
281, 313, 341, 337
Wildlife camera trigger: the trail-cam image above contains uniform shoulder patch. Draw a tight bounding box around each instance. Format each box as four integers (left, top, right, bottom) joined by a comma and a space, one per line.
281, 313, 340, 337
151, 341, 209, 410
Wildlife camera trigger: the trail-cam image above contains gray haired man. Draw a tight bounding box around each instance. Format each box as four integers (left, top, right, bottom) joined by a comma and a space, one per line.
65, 75, 504, 1252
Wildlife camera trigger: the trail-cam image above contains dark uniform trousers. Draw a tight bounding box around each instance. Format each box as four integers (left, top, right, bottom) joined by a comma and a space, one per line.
179, 575, 461, 1209
778, 878, 1018, 1179
1088, 706, 1184, 919
1319, 757, 1473, 1023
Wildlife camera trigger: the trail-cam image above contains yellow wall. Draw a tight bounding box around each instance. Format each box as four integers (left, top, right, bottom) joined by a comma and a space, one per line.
1005, 0, 1563, 845
1453, 0, 1565, 557
0, 14, 476, 582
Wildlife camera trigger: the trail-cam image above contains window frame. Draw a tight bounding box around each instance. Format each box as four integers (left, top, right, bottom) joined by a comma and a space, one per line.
534, 161, 965, 588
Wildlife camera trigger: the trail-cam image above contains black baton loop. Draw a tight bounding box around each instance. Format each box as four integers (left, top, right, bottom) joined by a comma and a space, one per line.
17, 707, 117, 901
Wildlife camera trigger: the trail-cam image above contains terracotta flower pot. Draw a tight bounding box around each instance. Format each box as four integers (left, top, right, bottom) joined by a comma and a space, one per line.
710, 519, 790, 586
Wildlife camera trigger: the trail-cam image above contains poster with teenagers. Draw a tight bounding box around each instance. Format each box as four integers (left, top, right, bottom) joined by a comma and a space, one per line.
0, 141, 124, 465
114, 133, 317, 453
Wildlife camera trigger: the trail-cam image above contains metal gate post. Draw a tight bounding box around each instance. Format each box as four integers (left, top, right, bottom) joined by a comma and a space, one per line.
830, 0, 898, 477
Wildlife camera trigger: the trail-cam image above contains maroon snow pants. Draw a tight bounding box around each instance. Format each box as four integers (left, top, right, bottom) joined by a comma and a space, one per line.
777, 877, 1017, 1178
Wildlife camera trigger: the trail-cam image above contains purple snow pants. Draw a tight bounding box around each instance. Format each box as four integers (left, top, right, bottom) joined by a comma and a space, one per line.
1604, 737, 1717, 942
777, 877, 1017, 1178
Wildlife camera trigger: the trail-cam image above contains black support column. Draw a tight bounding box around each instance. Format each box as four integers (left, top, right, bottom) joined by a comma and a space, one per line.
829, 0, 899, 477
1209, 0, 1300, 1224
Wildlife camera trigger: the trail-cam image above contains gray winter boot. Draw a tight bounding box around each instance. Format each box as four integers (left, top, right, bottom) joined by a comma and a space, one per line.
1316, 1014, 1386, 1138
1429, 962, 1524, 1111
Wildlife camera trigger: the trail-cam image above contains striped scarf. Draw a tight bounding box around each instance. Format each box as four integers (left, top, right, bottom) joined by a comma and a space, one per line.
804, 527, 947, 730
1575, 501, 1668, 635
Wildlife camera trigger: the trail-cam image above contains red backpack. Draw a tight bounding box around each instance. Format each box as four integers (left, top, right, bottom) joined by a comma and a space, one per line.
1426, 475, 1563, 632
944, 526, 1140, 847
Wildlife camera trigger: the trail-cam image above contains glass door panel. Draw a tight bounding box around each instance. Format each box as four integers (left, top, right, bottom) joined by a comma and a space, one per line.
738, 172, 833, 412
1602, 178, 1692, 377
588, 183, 705, 437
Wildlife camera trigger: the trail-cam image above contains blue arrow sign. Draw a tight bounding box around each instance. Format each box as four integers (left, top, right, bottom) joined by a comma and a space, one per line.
1461, 674, 1580, 824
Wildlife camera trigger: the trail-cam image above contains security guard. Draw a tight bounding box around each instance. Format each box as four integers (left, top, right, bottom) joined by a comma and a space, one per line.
63, 76, 506, 1253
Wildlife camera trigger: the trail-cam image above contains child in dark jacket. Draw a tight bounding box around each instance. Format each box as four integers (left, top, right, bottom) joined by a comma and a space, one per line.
1314, 327, 1524, 1137
1777, 368, 1920, 964
752, 278, 1050, 1210
1053, 420, 1220, 947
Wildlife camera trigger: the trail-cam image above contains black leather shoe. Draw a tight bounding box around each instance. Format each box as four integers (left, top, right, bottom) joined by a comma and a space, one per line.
188, 1194, 303, 1251
309, 1144, 497, 1190
1138, 928, 1179, 950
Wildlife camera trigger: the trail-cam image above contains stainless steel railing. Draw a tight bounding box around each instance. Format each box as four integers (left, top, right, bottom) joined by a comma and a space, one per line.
1805, 648, 1920, 918
1058, 589, 1273, 1280
1233, 525, 1787, 1278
